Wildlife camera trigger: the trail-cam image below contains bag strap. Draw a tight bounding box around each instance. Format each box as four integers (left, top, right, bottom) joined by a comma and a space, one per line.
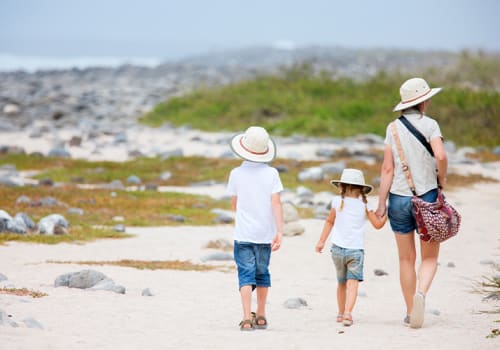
390, 122, 417, 196
398, 116, 434, 157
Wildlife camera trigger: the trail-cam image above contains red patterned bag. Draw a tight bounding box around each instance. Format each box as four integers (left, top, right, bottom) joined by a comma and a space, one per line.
390, 122, 461, 243
412, 189, 461, 242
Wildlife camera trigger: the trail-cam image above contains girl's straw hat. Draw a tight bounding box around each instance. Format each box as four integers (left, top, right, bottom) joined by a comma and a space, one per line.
393, 77, 442, 112
230, 126, 276, 163
330, 168, 373, 194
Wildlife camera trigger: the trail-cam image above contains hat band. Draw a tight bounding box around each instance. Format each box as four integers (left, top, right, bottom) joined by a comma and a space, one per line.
240, 138, 269, 155
401, 88, 431, 104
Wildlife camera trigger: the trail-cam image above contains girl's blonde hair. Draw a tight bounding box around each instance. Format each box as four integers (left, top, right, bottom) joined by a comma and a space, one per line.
339, 184, 369, 215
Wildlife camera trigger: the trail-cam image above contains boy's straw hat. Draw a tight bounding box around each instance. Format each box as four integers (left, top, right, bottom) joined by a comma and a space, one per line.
330, 168, 373, 194
393, 77, 442, 112
230, 126, 276, 163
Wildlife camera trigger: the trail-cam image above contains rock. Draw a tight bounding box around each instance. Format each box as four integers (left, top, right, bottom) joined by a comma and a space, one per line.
211, 209, 234, 224
38, 214, 69, 235
68, 207, 84, 216
493, 146, 500, 155
113, 224, 126, 232
107, 180, 125, 190
159, 148, 184, 160
159, 171, 172, 181
282, 202, 300, 222
357, 290, 368, 297
201, 252, 233, 262
68, 270, 107, 289
283, 298, 308, 309
3, 103, 20, 115
296, 186, 314, 198
374, 269, 389, 276
315, 148, 336, 158
90, 278, 126, 294
14, 213, 36, 230
320, 161, 346, 175
0, 273, 7, 282
39, 178, 55, 186
54, 273, 73, 287
16, 196, 31, 205
166, 214, 186, 223
446, 262, 456, 268
69, 136, 82, 147
48, 147, 70, 158
0, 309, 18, 327
283, 221, 305, 236
428, 309, 441, 316
142, 288, 154, 296
22, 317, 44, 330
40, 196, 59, 207
126, 175, 141, 184
298, 167, 324, 182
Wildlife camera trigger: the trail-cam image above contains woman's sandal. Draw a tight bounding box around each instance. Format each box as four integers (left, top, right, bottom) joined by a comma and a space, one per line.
342, 313, 353, 327
239, 319, 254, 331
336, 314, 344, 323
251, 311, 268, 329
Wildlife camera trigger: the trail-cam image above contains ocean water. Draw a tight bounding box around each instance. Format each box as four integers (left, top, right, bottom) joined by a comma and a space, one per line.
0, 54, 164, 72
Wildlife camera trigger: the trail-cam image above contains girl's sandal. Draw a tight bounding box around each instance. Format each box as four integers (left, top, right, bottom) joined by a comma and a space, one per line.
336, 314, 344, 323
342, 313, 353, 327
239, 319, 254, 331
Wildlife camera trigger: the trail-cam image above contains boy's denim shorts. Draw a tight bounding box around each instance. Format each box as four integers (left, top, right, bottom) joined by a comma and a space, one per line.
234, 241, 271, 290
330, 244, 364, 283
388, 188, 438, 234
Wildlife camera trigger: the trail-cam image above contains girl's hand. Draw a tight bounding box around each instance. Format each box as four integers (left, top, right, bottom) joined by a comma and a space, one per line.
271, 233, 282, 251
315, 242, 325, 253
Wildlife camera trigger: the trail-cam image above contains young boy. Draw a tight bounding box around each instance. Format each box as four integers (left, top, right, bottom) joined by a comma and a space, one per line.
227, 126, 284, 331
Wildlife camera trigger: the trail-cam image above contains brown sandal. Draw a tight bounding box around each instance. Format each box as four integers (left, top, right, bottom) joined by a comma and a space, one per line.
239, 319, 254, 331
251, 312, 268, 329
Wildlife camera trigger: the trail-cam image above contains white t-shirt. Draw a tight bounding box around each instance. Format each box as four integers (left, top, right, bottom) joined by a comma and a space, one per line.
330, 196, 373, 250
384, 111, 442, 196
227, 161, 283, 243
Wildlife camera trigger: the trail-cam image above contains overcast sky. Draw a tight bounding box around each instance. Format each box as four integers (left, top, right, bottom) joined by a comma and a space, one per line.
1, 0, 499, 59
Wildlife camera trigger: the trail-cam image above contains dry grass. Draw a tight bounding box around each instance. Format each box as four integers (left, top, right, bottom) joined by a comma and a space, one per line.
47, 259, 221, 271
0, 287, 48, 298
205, 239, 233, 252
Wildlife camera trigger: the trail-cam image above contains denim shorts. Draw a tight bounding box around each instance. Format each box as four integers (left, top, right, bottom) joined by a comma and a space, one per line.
234, 241, 271, 290
388, 188, 438, 234
330, 244, 364, 283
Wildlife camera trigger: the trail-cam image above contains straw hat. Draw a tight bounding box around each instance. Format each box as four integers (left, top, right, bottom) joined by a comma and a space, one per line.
230, 126, 276, 163
393, 77, 442, 112
330, 168, 373, 194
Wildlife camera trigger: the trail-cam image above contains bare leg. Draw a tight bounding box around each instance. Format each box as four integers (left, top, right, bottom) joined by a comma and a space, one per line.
418, 240, 440, 294
337, 282, 346, 315
394, 232, 417, 315
256, 286, 268, 319
345, 279, 359, 314
240, 285, 253, 328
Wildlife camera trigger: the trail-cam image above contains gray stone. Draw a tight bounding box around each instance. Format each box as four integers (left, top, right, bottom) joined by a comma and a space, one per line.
90, 277, 126, 294
357, 290, 368, 297
54, 273, 73, 287
315, 148, 336, 158
296, 186, 314, 198
282, 202, 300, 222
200, 252, 233, 262
320, 161, 346, 175
159, 171, 172, 181
166, 214, 186, 223
22, 317, 44, 330
298, 167, 324, 182
68, 270, 107, 289
3, 103, 20, 115
283, 298, 308, 309
160, 148, 184, 160
283, 221, 305, 236
480, 259, 496, 266
68, 207, 85, 216
48, 147, 70, 158
15, 195, 31, 205
492, 146, 500, 155
126, 175, 141, 184
374, 269, 389, 276
428, 309, 441, 316
113, 224, 126, 232
38, 214, 69, 235
40, 196, 58, 207
0, 309, 18, 327
446, 262, 456, 268
142, 288, 154, 296
0, 273, 7, 282
107, 180, 125, 190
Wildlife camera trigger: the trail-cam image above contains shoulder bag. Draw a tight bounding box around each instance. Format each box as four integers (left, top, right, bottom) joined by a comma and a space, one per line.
390, 121, 461, 242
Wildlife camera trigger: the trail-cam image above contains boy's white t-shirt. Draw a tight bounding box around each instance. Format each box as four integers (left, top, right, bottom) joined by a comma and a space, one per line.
330, 196, 373, 250
227, 161, 283, 244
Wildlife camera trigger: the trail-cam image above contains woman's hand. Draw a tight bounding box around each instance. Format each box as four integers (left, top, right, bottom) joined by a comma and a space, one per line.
375, 203, 387, 218
315, 241, 325, 253
271, 233, 282, 251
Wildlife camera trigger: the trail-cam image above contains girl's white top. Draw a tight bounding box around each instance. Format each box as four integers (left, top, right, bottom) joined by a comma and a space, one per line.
227, 161, 283, 244
330, 196, 373, 250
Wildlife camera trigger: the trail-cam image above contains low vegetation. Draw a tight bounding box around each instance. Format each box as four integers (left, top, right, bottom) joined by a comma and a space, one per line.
0, 287, 48, 298
141, 52, 500, 147
47, 259, 220, 271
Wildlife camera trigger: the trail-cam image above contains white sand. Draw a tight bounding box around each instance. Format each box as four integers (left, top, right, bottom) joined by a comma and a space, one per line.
1, 180, 499, 349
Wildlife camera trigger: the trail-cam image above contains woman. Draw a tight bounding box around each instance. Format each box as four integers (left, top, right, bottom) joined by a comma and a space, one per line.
375, 77, 448, 329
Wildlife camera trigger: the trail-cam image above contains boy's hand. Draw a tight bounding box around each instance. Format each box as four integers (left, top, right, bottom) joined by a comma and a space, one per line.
271, 233, 282, 251
315, 242, 325, 253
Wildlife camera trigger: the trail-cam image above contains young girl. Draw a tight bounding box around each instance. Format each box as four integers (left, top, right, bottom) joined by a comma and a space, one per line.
315, 168, 386, 326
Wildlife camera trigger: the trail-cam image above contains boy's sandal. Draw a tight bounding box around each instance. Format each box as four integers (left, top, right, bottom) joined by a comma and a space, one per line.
342, 313, 353, 327
239, 319, 254, 331
336, 314, 344, 323
251, 312, 268, 329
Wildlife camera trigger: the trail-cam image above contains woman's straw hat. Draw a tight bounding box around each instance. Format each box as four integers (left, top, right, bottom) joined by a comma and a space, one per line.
393, 77, 442, 112
330, 168, 373, 194
230, 126, 276, 163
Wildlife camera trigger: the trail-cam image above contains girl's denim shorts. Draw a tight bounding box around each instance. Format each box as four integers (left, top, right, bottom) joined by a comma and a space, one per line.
234, 241, 271, 290
388, 188, 438, 234
330, 244, 364, 283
